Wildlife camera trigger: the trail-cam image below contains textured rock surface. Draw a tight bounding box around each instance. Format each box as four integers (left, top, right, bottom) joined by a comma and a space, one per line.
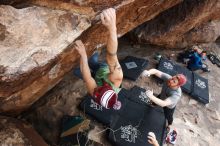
23, 39, 220, 145
130, 0, 220, 48
0, 5, 91, 114
0, 116, 48, 146
0, 0, 182, 114
181, 20, 220, 47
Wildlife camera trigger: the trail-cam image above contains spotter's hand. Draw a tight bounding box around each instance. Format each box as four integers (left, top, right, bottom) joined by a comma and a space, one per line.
142, 70, 151, 77
146, 89, 154, 99
147, 132, 159, 146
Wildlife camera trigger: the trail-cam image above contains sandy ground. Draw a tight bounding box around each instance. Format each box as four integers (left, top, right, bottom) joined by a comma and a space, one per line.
22, 38, 220, 146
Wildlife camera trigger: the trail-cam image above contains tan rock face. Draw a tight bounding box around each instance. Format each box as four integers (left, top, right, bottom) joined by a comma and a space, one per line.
181, 20, 220, 47
0, 116, 48, 146
0, 0, 182, 115
130, 0, 220, 48
0, 5, 91, 114
0, 0, 24, 5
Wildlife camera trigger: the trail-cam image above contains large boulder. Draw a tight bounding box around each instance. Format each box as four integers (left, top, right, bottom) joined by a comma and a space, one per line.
0, 5, 91, 115
130, 0, 220, 48
0, 0, 182, 115
181, 20, 220, 47
0, 116, 48, 146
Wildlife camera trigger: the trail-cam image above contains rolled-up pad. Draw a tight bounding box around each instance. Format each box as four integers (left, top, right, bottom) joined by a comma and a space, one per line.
59, 116, 90, 146
108, 105, 165, 146
175, 64, 193, 94
60, 116, 90, 137
126, 86, 152, 105
60, 132, 89, 146
157, 58, 176, 76
120, 56, 148, 81
79, 88, 129, 125
191, 73, 209, 104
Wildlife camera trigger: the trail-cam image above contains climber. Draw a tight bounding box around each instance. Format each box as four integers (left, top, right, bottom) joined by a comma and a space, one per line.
142, 69, 187, 128
74, 8, 123, 110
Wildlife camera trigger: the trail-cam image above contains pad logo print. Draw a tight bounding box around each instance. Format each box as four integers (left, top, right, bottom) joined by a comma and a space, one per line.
125, 62, 138, 69
139, 91, 151, 104
163, 62, 174, 70
90, 99, 103, 111
120, 125, 138, 143
195, 79, 206, 89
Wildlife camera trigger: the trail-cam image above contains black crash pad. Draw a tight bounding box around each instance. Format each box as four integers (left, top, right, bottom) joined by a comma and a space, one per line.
157, 58, 176, 76
175, 64, 193, 94
108, 105, 165, 146
118, 96, 147, 120
140, 106, 166, 146
127, 86, 152, 105
108, 115, 147, 146
120, 56, 148, 81
191, 73, 209, 104
79, 88, 129, 125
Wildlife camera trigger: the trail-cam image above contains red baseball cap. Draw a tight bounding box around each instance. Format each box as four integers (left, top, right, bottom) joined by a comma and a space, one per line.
176, 74, 187, 86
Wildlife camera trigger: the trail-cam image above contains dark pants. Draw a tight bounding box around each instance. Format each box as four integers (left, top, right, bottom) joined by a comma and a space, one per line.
155, 94, 176, 125
73, 52, 107, 79
163, 106, 176, 125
